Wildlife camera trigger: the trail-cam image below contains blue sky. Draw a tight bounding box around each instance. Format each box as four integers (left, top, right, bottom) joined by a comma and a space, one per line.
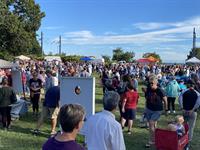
36, 0, 200, 63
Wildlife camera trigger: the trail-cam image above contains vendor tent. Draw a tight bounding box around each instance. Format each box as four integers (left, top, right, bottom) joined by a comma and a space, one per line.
15, 55, 30, 61
90, 58, 105, 64
0, 59, 18, 68
80, 56, 93, 61
185, 57, 200, 63
136, 58, 155, 63
44, 56, 62, 61
147, 56, 159, 62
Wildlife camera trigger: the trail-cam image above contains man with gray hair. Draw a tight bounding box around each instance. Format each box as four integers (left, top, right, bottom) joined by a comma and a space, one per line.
84, 91, 126, 150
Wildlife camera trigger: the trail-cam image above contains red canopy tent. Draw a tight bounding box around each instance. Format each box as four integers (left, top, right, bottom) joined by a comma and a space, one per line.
147, 56, 159, 62
136, 58, 155, 63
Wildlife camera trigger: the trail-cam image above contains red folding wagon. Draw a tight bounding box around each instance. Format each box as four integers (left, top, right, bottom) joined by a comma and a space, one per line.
155, 124, 189, 150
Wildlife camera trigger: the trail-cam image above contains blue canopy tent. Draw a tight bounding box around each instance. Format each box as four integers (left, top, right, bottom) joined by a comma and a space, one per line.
80, 56, 93, 61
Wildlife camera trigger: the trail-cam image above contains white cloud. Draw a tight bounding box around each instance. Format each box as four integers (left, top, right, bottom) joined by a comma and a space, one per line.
56, 26, 190, 45
50, 16, 200, 62
104, 31, 118, 36
133, 22, 172, 30
132, 16, 200, 31
52, 16, 200, 45
64, 30, 94, 38
43, 26, 63, 30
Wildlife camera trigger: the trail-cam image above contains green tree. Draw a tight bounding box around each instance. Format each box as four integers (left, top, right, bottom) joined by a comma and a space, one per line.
0, 0, 45, 58
13, 0, 45, 32
112, 48, 135, 62
61, 55, 82, 63
102, 55, 111, 64
143, 52, 162, 62
112, 48, 123, 61
187, 48, 200, 60
123, 51, 135, 62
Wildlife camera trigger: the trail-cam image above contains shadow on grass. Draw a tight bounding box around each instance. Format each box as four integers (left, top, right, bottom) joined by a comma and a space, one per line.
11, 111, 51, 139
10, 124, 49, 139
19, 111, 37, 122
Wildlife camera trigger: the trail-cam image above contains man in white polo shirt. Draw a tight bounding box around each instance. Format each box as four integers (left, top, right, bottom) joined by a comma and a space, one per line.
84, 91, 126, 150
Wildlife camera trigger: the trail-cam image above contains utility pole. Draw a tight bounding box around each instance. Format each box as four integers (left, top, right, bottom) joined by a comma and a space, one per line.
41, 32, 43, 56
193, 27, 196, 50
59, 35, 61, 55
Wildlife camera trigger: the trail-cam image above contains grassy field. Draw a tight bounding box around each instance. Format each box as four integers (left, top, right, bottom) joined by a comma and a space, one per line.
0, 75, 200, 150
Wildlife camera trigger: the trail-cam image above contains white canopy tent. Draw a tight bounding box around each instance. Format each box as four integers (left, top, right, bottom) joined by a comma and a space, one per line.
0, 59, 18, 68
185, 57, 200, 64
15, 55, 30, 61
44, 56, 62, 62
90, 58, 105, 64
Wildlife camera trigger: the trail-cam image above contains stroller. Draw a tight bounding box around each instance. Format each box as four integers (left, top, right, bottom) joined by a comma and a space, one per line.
155, 124, 189, 150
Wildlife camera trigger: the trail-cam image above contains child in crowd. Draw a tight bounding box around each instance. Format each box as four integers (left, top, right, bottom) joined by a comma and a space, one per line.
167, 115, 185, 137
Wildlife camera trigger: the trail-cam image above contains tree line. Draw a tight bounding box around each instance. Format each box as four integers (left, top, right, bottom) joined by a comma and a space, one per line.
102, 48, 161, 64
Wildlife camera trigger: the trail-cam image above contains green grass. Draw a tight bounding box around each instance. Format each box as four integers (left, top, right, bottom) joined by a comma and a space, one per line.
0, 75, 200, 150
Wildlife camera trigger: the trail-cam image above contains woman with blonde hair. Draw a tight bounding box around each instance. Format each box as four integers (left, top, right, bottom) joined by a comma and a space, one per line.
144, 75, 168, 148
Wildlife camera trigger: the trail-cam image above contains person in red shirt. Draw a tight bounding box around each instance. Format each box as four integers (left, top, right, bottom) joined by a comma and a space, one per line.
121, 83, 139, 134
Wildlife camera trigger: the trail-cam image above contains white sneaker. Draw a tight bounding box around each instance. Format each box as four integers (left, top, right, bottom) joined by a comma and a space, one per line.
172, 110, 176, 114
167, 111, 170, 114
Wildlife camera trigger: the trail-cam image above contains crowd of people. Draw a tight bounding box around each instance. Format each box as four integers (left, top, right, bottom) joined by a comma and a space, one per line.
1, 59, 200, 149
100, 62, 200, 149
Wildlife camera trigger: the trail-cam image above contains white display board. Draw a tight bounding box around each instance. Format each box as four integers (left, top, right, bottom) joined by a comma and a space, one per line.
60, 77, 95, 119
12, 70, 23, 94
